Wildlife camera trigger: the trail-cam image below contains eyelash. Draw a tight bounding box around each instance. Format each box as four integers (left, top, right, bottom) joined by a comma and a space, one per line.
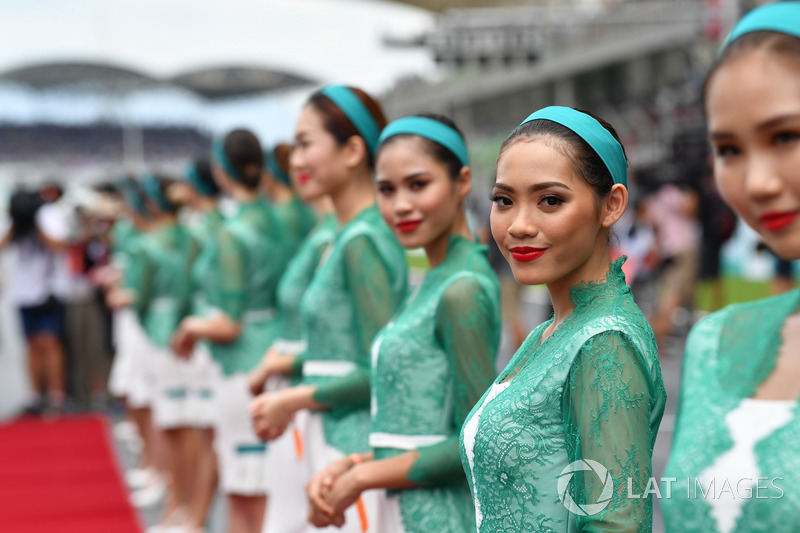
540, 195, 563, 207
489, 193, 512, 207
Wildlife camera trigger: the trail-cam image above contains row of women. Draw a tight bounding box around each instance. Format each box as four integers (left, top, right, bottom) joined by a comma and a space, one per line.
105, 3, 800, 532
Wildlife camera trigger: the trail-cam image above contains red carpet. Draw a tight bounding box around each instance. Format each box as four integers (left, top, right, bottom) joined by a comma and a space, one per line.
0, 414, 142, 533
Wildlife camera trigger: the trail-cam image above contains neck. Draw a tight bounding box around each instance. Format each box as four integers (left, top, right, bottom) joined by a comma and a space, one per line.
231, 186, 259, 203
425, 207, 472, 269
195, 197, 217, 212
270, 183, 294, 203
330, 166, 375, 225
544, 234, 612, 333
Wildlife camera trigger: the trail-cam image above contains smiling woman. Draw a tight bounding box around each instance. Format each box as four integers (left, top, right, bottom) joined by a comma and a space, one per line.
460, 106, 666, 533
663, 3, 800, 532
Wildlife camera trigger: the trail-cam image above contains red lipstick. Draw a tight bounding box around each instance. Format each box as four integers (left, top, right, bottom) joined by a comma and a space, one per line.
298, 174, 311, 186
759, 210, 800, 232
509, 246, 546, 262
397, 220, 422, 233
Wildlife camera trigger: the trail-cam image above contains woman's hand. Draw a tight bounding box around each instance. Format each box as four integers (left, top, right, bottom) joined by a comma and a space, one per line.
250, 391, 293, 441
324, 466, 364, 517
306, 456, 355, 526
171, 319, 199, 359
247, 346, 279, 395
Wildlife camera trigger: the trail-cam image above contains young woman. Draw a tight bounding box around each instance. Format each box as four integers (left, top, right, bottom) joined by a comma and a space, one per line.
248, 161, 337, 533
172, 159, 225, 533
249, 85, 408, 533
460, 106, 666, 532
172, 129, 289, 533
262, 143, 317, 255
663, 4, 800, 532
304, 114, 501, 532
133, 174, 199, 531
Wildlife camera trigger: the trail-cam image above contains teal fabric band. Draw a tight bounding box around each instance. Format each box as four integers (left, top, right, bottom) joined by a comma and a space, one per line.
378, 116, 470, 167
143, 174, 173, 213
212, 137, 245, 183
184, 162, 215, 197
320, 85, 381, 156
122, 180, 149, 218
723, 1, 800, 50
264, 149, 291, 186
520, 106, 627, 187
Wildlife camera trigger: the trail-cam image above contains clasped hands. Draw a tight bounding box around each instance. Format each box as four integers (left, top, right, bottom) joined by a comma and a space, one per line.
306, 455, 365, 528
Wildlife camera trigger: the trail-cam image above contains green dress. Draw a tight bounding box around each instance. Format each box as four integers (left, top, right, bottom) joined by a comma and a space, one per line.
271, 195, 317, 256
274, 213, 337, 354
298, 205, 408, 455
129, 223, 197, 349
188, 208, 225, 317
209, 198, 289, 376
370, 234, 501, 532
460, 258, 665, 532
662, 289, 800, 533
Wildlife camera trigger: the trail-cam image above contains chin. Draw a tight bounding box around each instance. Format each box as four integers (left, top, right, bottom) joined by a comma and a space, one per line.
763, 237, 800, 262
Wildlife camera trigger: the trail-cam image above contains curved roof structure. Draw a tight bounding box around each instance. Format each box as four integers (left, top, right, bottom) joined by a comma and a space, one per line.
0, 0, 435, 94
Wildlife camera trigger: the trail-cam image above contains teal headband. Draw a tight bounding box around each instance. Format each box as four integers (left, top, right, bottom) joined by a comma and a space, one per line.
143, 174, 173, 213
519, 106, 627, 187
122, 180, 149, 218
264, 149, 291, 186
378, 116, 469, 167
211, 137, 245, 184
320, 85, 381, 156
722, 1, 800, 51
184, 162, 215, 197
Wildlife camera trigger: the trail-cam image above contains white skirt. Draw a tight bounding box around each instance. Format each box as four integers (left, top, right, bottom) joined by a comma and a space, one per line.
303, 412, 382, 533
185, 344, 218, 428
214, 373, 269, 496
374, 491, 406, 533
108, 308, 150, 399
151, 346, 195, 429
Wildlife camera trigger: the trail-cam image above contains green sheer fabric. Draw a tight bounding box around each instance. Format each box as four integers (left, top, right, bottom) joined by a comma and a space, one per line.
130, 223, 198, 348
275, 214, 337, 344
271, 195, 317, 255
460, 258, 665, 532
370, 234, 500, 532
110, 218, 138, 269
188, 209, 225, 316
299, 205, 408, 455
209, 199, 291, 376
662, 289, 800, 532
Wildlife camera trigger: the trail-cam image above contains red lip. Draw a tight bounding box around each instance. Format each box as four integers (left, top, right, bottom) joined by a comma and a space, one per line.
397, 220, 422, 233
509, 246, 547, 262
298, 174, 311, 185
759, 211, 800, 231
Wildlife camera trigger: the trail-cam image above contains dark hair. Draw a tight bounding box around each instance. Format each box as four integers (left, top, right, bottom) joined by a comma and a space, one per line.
307, 86, 388, 168
376, 113, 466, 180
190, 158, 221, 197
498, 108, 627, 200
704, 31, 800, 103
224, 129, 263, 191
145, 174, 181, 215
9, 189, 44, 242
272, 143, 293, 177
120, 177, 151, 218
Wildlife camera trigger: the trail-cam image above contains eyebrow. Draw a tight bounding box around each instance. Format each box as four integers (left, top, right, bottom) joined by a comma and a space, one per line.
711, 113, 800, 140
493, 181, 571, 193
376, 171, 429, 185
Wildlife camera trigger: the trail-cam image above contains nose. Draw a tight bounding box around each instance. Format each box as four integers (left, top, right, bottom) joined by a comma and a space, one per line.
745, 152, 782, 203
394, 189, 413, 217
289, 147, 304, 172
504, 205, 538, 240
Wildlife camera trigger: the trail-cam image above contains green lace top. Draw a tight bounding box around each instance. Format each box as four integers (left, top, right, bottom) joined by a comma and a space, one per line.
209, 198, 291, 376
460, 257, 666, 532
188, 208, 225, 316
370, 234, 500, 532
127, 223, 198, 348
298, 204, 408, 455
110, 218, 138, 270
662, 289, 800, 533
271, 195, 317, 255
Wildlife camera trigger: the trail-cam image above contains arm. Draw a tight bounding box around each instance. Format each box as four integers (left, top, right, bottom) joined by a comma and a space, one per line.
311, 234, 396, 409
563, 331, 655, 532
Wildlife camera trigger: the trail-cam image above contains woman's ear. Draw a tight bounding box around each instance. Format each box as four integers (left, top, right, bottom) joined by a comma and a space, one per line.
601, 183, 628, 228
456, 166, 472, 199
341, 135, 369, 169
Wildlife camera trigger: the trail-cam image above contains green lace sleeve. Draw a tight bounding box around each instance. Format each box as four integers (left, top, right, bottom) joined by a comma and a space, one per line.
178, 233, 201, 322
217, 228, 246, 322
563, 330, 654, 532
131, 246, 154, 320
312, 234, 395, 408
408, 276, 499, 486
